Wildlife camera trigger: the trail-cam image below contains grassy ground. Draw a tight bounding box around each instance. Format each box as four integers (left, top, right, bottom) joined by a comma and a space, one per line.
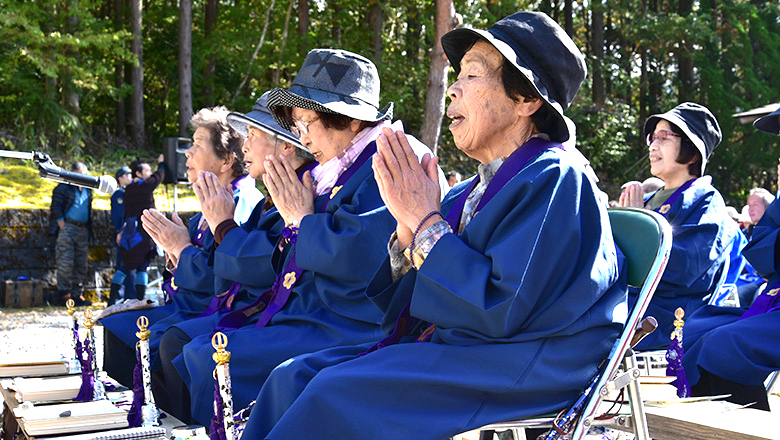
0, 158, 201, 211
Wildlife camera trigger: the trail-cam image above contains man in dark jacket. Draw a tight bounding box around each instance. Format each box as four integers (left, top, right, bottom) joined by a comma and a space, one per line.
49, 161, 93, 306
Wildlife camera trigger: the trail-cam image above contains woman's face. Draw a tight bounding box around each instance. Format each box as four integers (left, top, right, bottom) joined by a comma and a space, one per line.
648, 120, 689, 183
185, 127, 223, 183
446, 41, 523, 164
292, 108, 359, 165
242, 126, 279, 179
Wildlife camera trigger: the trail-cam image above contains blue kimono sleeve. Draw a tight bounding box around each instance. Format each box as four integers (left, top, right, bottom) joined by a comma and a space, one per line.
174, 214, 216, 294
213, 207, 283, 288
369, 154, 624, 343
743, 197, 780, 277
657, 187, 734, 295
295, 173, 396, 285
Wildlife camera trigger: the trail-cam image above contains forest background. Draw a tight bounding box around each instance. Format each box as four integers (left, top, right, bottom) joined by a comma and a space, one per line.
1, 0, 780, 207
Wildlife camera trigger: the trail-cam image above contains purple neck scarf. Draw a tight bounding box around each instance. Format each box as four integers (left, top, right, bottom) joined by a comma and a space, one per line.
215, 143, 377, 332
739, 279, 780, 321
647, 177, 702, 217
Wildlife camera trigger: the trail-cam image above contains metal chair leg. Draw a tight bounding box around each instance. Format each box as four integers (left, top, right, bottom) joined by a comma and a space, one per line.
624, 348, 650, 440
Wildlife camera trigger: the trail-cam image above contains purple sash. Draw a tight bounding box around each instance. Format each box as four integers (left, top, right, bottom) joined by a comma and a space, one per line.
359, 138, 561, 356
646, 177, 700, 217
739, 279, 780, 321
214, 143, 378, 332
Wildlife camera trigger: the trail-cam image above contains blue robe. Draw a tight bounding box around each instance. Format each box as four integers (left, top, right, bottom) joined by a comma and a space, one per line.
174, 153, 395, 425
632, 179, 737, 349
240, 146, 627, 440
683, 197, 780, 387
99, 184, 263, 363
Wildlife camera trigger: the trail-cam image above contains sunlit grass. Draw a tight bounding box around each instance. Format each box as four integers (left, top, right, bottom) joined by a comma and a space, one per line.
0, 159, 201, 211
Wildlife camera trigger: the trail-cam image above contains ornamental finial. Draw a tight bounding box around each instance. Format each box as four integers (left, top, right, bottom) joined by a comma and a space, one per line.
67, 299, 75, 316
136, 316, 151, 341
83, 309, 94, 329
212, 332, 231, 365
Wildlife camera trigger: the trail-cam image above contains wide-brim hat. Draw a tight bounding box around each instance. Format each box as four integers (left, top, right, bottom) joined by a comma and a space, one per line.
267, 49, 393, 131
754, 106, 780, 135
227, 91, 305, 151
115, 166, 131, 179
441, 11, 586, 143
644, 102, 722, 176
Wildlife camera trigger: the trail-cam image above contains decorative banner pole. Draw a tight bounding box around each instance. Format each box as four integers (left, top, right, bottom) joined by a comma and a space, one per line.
66, 299, 81, 374
210, 332, 235, 440
665, 307, 690, 398
83, 309, 107, 400
135, 316, 160, 426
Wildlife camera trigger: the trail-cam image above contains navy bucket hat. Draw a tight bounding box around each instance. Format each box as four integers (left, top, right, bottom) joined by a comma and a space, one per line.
227, 91, 305, 150
644, 102, 722, 176
267, 49, 393, 130
441, 11, 586, 143
754, 107, 780, 135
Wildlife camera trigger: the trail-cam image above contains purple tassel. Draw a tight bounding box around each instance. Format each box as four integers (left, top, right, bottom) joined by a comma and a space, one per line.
127, 348, 144, 427
74, 336, 95, 401
665, 337, 691, 398
210, 376, 226, 440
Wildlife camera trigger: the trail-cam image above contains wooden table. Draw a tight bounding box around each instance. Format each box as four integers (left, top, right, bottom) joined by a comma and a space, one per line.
643, 397, 780, 440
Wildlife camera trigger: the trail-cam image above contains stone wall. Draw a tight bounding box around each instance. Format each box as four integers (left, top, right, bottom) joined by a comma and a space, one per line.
0, 208, 196, 302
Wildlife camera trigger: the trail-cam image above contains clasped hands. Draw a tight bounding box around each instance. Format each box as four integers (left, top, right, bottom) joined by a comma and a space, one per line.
372, 128, 441, 250
261, 154, 315, 227
618, 182, 645, 209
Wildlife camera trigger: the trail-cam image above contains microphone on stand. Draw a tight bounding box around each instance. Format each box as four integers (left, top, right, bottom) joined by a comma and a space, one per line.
0, 150, 118, 195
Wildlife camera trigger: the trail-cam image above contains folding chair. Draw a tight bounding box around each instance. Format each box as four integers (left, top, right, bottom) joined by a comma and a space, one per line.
474, 207, 672, 440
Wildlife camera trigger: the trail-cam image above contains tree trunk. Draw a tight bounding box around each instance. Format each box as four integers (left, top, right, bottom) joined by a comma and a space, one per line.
178, 0, 193, 137
298, 0, 309, 53
203, 0, 218, 107
114, 0, 126, 137
332, 4, 342, 46
590, 0, 605, 106
564, 0, 573, 37
368, 1, 383, 61
232, 0, 276, 103
273, 0, 295, 85
65, 0, 81, 150
129, 0, 145, 148
420, 0, 456, 154
677, 0, 694, 102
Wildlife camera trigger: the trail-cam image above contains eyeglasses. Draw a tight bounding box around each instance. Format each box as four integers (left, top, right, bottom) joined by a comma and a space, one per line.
646, 130, 681, 146
290, 117, 319, 138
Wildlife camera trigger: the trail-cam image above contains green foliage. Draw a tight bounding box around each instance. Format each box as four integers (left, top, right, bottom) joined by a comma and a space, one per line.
2, 0, 780, 208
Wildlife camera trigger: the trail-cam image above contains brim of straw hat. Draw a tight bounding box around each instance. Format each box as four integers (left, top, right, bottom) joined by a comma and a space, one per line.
227, 110, 305, 151
266, 85, 393, 132
441, 27, 569, 143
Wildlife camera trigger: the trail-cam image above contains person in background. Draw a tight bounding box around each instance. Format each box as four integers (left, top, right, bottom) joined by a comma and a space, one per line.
744, 187, 774, 240
114, 155, 166, 301
446, 171, 461, 187
642, 176, 664, 193
48, 161, 93, 306
618, 102, 738, 349
106, 166, 135, 305
682, 106, 780, 411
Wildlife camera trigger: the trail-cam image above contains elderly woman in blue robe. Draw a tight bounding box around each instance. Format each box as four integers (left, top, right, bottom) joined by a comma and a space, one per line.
100, 106, 262, 389
142, 95, 312, 422
170, 49, 447, 425
681, 108, 780, 411
238, 11, 627, 440
619, 103, 739, 349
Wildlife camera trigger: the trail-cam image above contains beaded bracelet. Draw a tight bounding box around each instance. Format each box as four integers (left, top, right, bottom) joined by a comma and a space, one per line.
409, 210, 443, 266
